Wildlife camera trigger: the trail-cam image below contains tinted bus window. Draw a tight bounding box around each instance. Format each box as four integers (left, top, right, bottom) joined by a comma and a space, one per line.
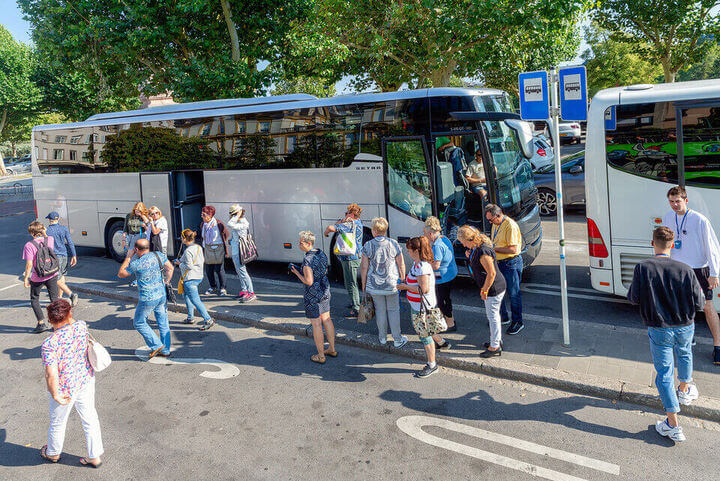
605, 102, 679, 184
680, 105, 720, 187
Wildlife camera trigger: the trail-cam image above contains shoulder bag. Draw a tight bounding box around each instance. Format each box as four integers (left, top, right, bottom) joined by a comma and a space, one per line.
333, 222, 357, 256
87, 331, 112, 371
238, 233, 258, 265
411, 291, 447, 337
153, 252, 177, 304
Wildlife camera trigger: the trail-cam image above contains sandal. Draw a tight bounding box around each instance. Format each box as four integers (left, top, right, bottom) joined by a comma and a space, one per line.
324, 350, 338, 357
40, 445, 60, 463
311, 354, 326, 364
79, 457, 102, 468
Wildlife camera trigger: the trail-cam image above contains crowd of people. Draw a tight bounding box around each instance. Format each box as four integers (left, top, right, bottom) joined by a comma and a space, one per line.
21, 185, 720, 464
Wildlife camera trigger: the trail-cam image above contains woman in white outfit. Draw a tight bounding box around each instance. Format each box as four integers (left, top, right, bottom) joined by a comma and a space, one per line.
227, 204, 256, 303
40, 299, 104, 468
147, 206, 169, 254
360, 217, 407, 347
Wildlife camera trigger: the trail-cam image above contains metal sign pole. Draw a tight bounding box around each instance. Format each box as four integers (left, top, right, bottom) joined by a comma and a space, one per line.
549, 68, 571, 347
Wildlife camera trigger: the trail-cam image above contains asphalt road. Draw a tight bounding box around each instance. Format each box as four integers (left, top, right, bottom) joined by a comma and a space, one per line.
2, 169, 720, 479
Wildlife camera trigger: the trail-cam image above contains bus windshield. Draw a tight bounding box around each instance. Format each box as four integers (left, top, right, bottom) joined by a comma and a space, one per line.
483, 120, 535, 217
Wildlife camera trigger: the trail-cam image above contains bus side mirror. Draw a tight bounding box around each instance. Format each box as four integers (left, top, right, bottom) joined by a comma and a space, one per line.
435, 162, 456, 204
504, 119, 534, 160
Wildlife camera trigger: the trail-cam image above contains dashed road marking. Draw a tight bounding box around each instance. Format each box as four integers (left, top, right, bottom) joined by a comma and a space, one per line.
0, 283, 20, 292
397, 415, 620, 481
134, 346, 240, 379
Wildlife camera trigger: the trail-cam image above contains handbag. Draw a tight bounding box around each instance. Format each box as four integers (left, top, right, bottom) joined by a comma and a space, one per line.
357, 292, 375, 324
238, 234, 258, 265
411, 292, 447, 337
87, 331, 112, 371
153, 252, 177, 304
150, 232, 163, 252
204, 243, 225, 265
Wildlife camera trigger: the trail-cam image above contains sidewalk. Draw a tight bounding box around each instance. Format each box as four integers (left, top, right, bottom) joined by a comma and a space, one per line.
66, 259, 720, 423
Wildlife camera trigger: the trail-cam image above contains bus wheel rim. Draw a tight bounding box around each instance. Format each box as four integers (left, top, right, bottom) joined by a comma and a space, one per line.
538, 191, 556, 215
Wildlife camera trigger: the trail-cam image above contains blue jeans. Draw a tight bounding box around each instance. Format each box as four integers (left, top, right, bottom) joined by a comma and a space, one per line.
648, 325, 694, 413
498, 255, 523, 323
133, 296, 171, 354
231, 250, 255, 293
183, 278, 211, 322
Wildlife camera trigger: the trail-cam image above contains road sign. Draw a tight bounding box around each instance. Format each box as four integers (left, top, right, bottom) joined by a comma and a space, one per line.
518, 71, 549, 121
558, 66, 588, 122
605, 105, 616, 131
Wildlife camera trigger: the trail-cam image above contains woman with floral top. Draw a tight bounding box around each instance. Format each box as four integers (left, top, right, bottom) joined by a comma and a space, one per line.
40, 299, 104, 468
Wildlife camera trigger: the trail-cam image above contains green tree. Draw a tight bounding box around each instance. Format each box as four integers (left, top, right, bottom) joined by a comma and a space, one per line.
285, 0, 586, 93
19, 0, 311, 102
592, 0, 720, 83
0, 25, 43, 174
271, 76, 336, 98
678, 42, 720, 81
581, 24, 663, 96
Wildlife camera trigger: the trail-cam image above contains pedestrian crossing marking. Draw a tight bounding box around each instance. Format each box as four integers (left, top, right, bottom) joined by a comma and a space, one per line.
135, 346, 240, 379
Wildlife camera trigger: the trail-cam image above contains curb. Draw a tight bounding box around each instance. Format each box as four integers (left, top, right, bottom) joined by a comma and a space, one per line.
69, 282, 720, 424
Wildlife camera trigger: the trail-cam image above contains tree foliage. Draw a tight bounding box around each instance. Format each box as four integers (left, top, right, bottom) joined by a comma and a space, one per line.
19, 0, 312, 102
284, 0, 586, 93
592, 0, 720, 83
678, 41, 720, 81
581, 23, 663, 97
270, 76, 336, 98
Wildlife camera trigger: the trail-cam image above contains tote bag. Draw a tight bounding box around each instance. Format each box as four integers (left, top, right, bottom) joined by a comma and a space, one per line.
333, 222, 357, 256
87, 332, 112, 371
238, 234, 258, 265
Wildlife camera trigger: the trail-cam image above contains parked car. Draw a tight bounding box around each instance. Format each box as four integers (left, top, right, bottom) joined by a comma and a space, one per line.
558, 122, 582, 144
530, 135, 554, 170
533, 151, 585, 216
5, 160, 31, 175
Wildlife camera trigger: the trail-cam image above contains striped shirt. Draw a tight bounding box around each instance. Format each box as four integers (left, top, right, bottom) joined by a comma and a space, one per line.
405, 261, 437, 311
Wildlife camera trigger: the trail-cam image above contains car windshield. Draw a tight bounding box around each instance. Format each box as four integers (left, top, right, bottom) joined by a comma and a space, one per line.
535, 151, 584, 174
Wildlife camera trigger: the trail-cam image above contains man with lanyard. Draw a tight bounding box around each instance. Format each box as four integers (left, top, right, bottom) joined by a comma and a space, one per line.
486, 203, 524, 335
324, 203, 364, 318
627, 227, 705, 442
662, 186, 720, 365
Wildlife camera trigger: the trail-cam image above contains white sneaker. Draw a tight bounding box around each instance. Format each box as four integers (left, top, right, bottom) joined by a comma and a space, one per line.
394, 335, 409, 348
204, 288, 216, 295
655, 419, 686, 442
379, 338, 388, 346
677, 384, 699, 405
219, 289, 227, 296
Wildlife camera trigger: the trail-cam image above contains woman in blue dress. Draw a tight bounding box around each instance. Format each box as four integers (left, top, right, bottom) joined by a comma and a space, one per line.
291, 230, 337, 364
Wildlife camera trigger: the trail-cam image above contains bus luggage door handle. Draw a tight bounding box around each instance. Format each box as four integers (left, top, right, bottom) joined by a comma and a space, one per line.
398, 236, 410, 243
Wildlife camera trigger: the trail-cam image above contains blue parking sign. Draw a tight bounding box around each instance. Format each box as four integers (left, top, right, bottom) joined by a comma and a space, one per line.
518, 71, 549, 121
558, 66, 588, 121
605, 105, 616, 131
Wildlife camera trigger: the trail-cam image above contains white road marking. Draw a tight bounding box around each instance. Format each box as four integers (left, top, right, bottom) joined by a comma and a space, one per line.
521, 286, 630, 304
523, 283, 601, 294
134, 346, 240, 379
0, 283, 20, 292
397, 415, 620, 480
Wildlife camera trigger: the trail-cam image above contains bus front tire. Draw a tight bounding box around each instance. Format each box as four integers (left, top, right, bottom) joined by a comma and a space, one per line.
106, 220, 126, 263
537, 188, 557, 217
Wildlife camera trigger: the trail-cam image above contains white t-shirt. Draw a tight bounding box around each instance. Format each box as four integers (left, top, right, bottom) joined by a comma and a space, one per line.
466, 161, 485, 181
662, 209, 720, 277
152, 216, 169, 251
405, 261, 437, 311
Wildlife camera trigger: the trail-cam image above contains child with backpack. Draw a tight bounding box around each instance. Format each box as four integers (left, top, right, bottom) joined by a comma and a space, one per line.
22, 221, 60, 333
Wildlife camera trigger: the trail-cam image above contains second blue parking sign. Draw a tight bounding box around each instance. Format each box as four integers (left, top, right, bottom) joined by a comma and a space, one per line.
558, 65, 588, 122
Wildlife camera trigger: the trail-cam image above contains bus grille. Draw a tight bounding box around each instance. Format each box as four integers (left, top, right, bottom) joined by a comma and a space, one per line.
620, 253, 653, 288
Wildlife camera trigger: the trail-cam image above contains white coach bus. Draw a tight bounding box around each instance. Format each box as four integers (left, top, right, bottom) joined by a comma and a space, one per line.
31, 88, 542, 274
585, 79, 720, 306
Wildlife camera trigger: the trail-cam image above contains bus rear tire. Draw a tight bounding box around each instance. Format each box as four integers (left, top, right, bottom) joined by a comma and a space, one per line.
106, 220, 126, 263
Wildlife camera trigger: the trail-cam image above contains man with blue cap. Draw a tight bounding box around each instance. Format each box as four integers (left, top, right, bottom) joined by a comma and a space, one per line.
45, 211, 79, 306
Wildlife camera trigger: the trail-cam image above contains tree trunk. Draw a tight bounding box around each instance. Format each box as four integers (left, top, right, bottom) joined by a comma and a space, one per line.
220, 0, 241, 62
661, 58, 676, 83
11, 141, 17, 158
429, 60, 457, 87
0, 110, 6, 176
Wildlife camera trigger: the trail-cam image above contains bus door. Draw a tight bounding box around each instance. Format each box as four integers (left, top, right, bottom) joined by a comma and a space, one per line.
139, 172, 175, 256
430, 130, 492, 235
170, 171, 205, 255
381, 137, 435, 244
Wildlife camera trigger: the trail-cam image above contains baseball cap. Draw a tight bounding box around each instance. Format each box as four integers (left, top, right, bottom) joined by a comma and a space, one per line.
435, 137, 451, 149
46, 211, 60, 220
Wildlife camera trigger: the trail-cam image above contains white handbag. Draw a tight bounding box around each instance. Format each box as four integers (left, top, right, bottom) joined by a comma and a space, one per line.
87, 332, 112, 372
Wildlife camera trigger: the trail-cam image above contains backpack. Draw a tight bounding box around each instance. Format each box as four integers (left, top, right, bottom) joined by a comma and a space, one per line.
33, 237, 59, 277
333, 222, 357, 256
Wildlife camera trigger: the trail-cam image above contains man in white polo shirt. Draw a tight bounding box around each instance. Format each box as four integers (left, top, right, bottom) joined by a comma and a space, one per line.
663, 185, 720, 365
